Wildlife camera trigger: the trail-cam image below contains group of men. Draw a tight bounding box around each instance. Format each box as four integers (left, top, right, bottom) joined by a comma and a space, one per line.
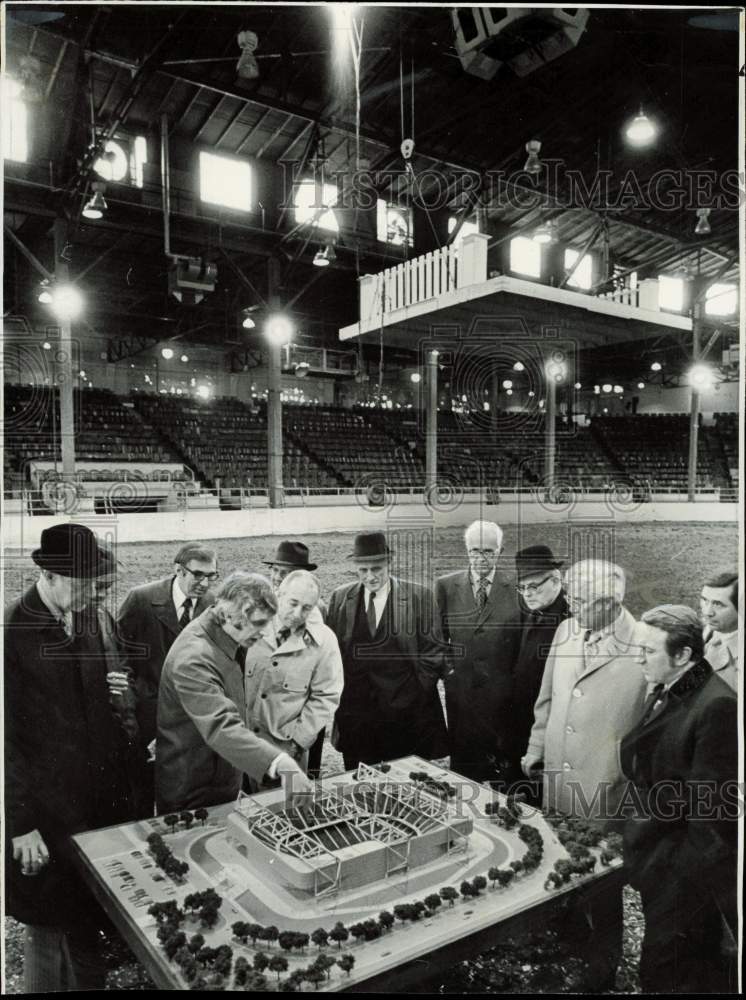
4, 520, 740, 992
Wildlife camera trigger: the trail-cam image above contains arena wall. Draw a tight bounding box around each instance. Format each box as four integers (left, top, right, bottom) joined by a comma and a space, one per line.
3, 499, 738, 549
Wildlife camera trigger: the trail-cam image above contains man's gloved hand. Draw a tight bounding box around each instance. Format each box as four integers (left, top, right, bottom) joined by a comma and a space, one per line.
521, 753, 543, 778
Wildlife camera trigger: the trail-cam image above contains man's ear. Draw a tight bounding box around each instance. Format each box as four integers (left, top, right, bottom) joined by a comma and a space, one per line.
675, 645, 693, 667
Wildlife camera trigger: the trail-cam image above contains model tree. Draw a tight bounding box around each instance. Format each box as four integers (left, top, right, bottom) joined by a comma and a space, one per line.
424, 893, 442, 914
233, 957, 249, 987
439, 886, 458, 907
194, 807, 209, 826
471, 875, 487, 896
179, 810, 194, 829
163, 813, 179, 833
329, 922, 349, 948
378, 910, 395, 932
269, 955, 289, 981
231, 921, 250, 945
187, 933, 205, 955
311, 927, 329, 949
337, 953, 356, 977
260, 925, 279, 949
460, 880, 474, 900
253, 951, 270, 973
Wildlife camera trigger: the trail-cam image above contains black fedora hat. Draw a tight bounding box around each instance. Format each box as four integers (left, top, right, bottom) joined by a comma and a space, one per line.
31, 523, 112, 578
348, 531, 391, 561
262, 540, 317, 571
515, 544, 564, 580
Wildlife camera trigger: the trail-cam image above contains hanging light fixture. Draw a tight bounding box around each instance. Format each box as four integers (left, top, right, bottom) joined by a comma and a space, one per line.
694, 208, 711, 236
241, 307, 258, 330
533, 219, 556, 245
624, 106, 657, 147
38, 279, 53, 304
82, 182, 107, 220
313, 244, 336, 267
524, 139, 542, 175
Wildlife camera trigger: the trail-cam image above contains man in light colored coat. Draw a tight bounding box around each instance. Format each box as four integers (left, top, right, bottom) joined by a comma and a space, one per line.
156, 571, 314, 814
522, 559, 647, 820
242, 570, 343, 786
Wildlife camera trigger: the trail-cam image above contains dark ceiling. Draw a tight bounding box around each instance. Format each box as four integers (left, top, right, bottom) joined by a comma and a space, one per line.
3, 3, 741, 361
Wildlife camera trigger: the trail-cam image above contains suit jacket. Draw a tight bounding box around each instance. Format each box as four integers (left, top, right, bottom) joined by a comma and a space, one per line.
434, 569, 521, 776
527, 607, 647, 818
156, 607, 281, 814
117, 576, 213, 747
620, 659, 737, 906
4, 586, 136, 927
326, 577, 448, 756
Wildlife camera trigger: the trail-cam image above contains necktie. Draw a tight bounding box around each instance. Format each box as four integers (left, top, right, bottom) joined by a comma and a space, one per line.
235, 645, 247, 671
178, 598, 193, 630
584, 629, 592, 643
367, 593, 378, 636
276, 627, 291, 646
476, 578, 488, 612
641, 683, 666, 725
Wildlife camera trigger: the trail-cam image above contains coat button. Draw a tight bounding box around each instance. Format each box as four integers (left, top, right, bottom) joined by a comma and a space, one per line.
563, 762, 571, 770
253, 727, 260, 733
572, 688, 582, 698
261, 694, 267, 699
566, 725, 574, 734
272, 660, 278, 667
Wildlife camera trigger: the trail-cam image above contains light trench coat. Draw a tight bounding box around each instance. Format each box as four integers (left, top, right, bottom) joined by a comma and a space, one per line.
526, 607, 648, 820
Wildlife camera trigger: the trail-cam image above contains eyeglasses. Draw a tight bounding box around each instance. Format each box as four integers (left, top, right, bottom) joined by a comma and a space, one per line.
183, 567, 220, 583
516, 574, 553, 595
469, 549, 496, 558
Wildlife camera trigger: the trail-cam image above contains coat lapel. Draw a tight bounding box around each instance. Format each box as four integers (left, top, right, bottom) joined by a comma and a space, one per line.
344, 582, 362, 645
151, 576, 180, 636
575, 607, 637, 681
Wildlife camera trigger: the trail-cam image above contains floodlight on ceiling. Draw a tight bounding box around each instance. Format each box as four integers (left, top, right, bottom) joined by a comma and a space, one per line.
161, 347, 174, 360
294, 362, 311, 378
650, 361, 662, 372
49, 284, 84, 321
688, 364, 715, 390
242, 311, 256, 330
37, 279, 53, 304
695, 208, 711, 236
524, 139, 542, 175
313, 244, 336, 267
265, 314, 294, 346
236, 30, 260, 80
82, 182, 107, 220
624, 107, 656, 147
533, 219, 556, 245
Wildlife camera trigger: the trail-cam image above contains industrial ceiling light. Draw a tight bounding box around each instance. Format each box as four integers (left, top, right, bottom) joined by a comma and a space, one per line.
614, 385, 623, 394
650, 361, 662, 372
236, 30, 260, 80
533, 219, 556, 245
502, 379, 513, 389
38, 279, 53, 304
180, 354, 189, 363
695, 208, 711, 236
637, 382, 645, 389
241, 307, 258, 330
161, 347, 174, 360
50, 284, 84, 321
294, 362, 310, 378
574, 382, 582, 390
82, 182, 107, 220
602, 383, 613, 393
688, 364, 714, 390
624, 106, 656, 147
265, 313, 294, 346
313, 244, 336, 267
524, 139, 542, 175
513, 361, 525, 372
410, 372, 421, 383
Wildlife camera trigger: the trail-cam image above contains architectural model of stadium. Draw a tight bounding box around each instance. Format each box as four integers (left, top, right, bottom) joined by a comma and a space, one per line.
226, 762, 474, 896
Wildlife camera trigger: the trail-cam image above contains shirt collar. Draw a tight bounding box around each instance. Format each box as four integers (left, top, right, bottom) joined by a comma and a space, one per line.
365, 579, 391, 604
471, 568, 496, 587
585, 609, 625, 646
172, 577, 190, 612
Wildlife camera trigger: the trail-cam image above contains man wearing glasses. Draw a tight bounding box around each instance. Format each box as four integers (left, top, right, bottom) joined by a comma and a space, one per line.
117, 544, 219, 814
504, 545, 570, 802
435, 520, 519, 783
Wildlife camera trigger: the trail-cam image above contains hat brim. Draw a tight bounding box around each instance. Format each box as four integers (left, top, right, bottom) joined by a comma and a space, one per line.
347, 551, 392, 562
262, 559, 318, 571
32, 548, 113, 578
516, 560, 564, 579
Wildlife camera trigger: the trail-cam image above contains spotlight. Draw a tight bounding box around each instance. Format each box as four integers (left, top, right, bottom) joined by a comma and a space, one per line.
688, 364, 714, 390
161, 347, 174, 360
614, 385, 623, 394
196, 384, 212, 400
533, 219, 556, 245
506, 389, 513, 396
574, 382, 582, 390
545, 359, 567, 382
502, 379, 513, 389
524, 139, 542, 175
181, 354, 189, 363
650, 362, 662, 372
38, 279, 53, 304
42, 341, 51, 350
624, 107, 656, 147
410, 372, 421, 384
637, 382, 645, 390
241, 307, 259, 330
313, 244, 336, 267
82, 182, 107, 220
50, 284, 83, 321
265, 314, 294, 346
695, 208, 711, 236
295, 362, 310, 378
594, 385, 600, 394
513, 361, 525, 372
528, 390, 535, 398
602, 383, 612, 393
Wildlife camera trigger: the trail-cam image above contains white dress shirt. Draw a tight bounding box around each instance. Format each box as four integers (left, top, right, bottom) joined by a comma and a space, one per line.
172, 578, 194, 621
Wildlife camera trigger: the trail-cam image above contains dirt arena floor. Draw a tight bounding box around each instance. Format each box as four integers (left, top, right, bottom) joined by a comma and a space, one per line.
3, 521, 738, 992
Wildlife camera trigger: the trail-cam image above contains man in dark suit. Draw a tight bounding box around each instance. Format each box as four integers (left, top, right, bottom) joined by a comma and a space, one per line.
326, 531, 448, 770
434, 520, 519, 783
4, 524, 138, 991
505, 545, 570, 800
117, 543, 217, 811
621, 604, 738, 994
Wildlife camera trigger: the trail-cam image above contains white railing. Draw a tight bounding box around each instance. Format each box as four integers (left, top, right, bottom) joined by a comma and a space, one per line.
359, 233, 489, 326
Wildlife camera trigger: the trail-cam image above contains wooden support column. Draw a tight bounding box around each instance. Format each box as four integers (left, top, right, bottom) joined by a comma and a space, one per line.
267, 257, 284, 508
53, 217, 76, 481
425, 350, 438, 493
687, 297, 703, 503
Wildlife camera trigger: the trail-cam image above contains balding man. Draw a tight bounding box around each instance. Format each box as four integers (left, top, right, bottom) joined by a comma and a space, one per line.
522, 559, 647, 818
435, 520, 520, 783
242, 570, 343, 787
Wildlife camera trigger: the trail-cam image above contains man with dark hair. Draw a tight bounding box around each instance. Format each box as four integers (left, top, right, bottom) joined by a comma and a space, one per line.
700, 568, 740, 692
622, 604, 738, 993
156, 571, 314, 813
4, 524, 138, 991
117, 543, 218, 812
327, 531, 448, 770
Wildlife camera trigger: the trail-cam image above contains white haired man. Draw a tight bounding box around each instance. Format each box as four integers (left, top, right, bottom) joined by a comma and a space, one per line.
522, 559, 647, 990
435, 520, 519, 782
156, 571, 314, 814
241, 570, 343, 787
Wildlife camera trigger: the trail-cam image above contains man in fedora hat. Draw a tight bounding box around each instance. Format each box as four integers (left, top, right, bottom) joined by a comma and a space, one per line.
435, 520, 520, 783
117, 543, 218, 812
504, 544, 571, 801
263, 540, 327, 777
4, 523, 139, 991
327, 530, 448, 770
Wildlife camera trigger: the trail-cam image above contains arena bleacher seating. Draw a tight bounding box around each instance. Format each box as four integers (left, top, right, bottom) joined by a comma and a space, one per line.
714, 412, 739, 492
